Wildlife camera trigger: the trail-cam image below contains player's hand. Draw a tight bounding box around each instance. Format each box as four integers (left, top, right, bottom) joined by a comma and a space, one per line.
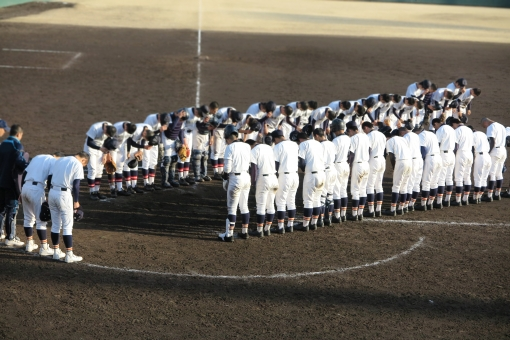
296, 127, 302, 132
127, 152, 131, 159
467, 110, 471, 116
73, 202, 80, 209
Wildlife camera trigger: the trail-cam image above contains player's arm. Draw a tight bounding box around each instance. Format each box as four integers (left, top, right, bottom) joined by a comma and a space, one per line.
72, 179, 81, 209
298, 157, 306, 172
420, 146, 427, 160
250, 163, 258, 186
388, 152, 396, 170
488, 137, 495, 153
46, 174, 52, 191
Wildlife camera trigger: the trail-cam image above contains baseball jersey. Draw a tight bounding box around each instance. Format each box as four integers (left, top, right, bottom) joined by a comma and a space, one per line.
246, 103, 265, 119
50, 156, 84, 190
224, 141, 251, 174
446, 82, 461, 96
298, 139, 325, 173
419, 131, 440, 156
367, 94, 393, 121
132, 123, 152, 143
455, 125, 474, 151
144, 113, 162, 131
264, 106, 285, 134
435, 124, 456, 151
238, 114, 259, 141
192, 122, 210, 152
328, 100, 342, 113
273, 141, 299, 174
24, 154, 57, 184
406, 83, 424, 98
114, 121, 134, 144
333, 134, 351, 163
183, 107, 203, 132
457, 89, 474, 110
404, 132, 421, 159
350, 133, 370, 163
86, 121, 113, 147
431, 88, 452, 107
251, 144, 276, 176
215, 107, 235, 127
311, 106, 333, 130
321, 140, 336, 169
386, 136, 411, 160
487, 122, 507, 149
473, 131, 490, 153
367, 130, 386, 158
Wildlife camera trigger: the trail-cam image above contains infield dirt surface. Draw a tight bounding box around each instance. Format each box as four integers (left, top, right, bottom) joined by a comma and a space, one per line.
1, 2, 510, 339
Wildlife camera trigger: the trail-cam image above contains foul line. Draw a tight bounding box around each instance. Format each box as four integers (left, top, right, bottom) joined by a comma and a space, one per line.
2, 48, 77, 54
195, 0, 202, 107
0, 65, 52, 69
62, 52, 82, 69
82, 237, 425, 280
2, 48, 82, 70
365, 219, 510, 227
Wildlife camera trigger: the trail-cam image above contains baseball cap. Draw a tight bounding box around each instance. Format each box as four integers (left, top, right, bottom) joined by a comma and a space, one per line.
346, 121, 357, 130
271, 130, 284, 138
0, 120, 10, 131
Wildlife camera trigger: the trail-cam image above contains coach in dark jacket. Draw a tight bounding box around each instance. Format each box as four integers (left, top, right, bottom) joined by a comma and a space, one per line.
0, 125, 29, 247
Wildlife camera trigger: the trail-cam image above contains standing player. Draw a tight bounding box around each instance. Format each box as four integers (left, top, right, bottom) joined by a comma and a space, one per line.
416, 128, 443, 211
218, 125, 251, 242
125, 123, 154, 193
112, 121, 137, 196
143, 113, 170, 189
49, 151, 90, 263
297, 132, 325, 231
272, 130, 299, 233
330, 119, 351, 223
192, 120, 214, 182
470, 126, 492, 204
0, 125, 29, 247
21, 152, 64, 254
346, 121, 370, 221
432, 118, 456, 208
248, 137, 278, 237
83, 121, 116, 200
481, 117, 507, 201
362, 122, 386, 218
450, 119, 474, 206
383, 129, 412, 215
314, 128, 336, 226
401, 125, 423, 211
161, 109, 187, 188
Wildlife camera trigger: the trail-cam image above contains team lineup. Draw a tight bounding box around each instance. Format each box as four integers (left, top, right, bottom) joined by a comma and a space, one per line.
0, 77, 508, 258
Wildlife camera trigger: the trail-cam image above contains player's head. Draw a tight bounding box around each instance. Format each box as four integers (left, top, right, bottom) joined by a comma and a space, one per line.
52, 151, 65, 159
450, 118, 462, 129
392, 94, 402, 103
125, 122, 137, 134
364, 97, 377, 109
105, 125, 117, 138
296, 132, 309, 143
248, 118, 262, 132
472, 88, 482, 97
361, 121, 373, 134
208, 101, 219, 115
430, 83, 437, 92
415, 101, 424, 110
229, 109, 243, 123
265, 101, 276, 114
444, 90, 454, 100
223, 124, 239, 144
455, 78, 467, 88
271, 130, 285, 144
245, 139, 257, 149
398, 126, 409, 137
480, 117, 493, 129
405, 97, 416, 106
75, 151, 90, 166
354, 104, 366, 117
345, 121, 358, 136
326, 108, 337, 121
307, 101, 318, 110
312, 128, 326, 141
419, 79, 431, 90
330, 118, 346, 135
431, 118, 442, 130
298, 101, 308, 111
9, 124, 23, 140
0, 120, 9, 137
282, 105, 293, 116
340, 101, 351, 110
380, 94, 391, 103
159, 113, 171, 126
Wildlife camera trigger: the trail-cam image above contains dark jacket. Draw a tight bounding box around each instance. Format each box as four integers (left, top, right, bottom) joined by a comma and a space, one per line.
0, 136, 29, 189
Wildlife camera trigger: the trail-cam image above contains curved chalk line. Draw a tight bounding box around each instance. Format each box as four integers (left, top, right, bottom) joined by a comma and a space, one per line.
82, 237, 425, 280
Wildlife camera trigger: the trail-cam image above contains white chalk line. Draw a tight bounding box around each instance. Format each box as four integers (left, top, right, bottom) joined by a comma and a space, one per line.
365, 219, 510, 227
2, 48, 82, 70
2, 48, 78, 54
0, 65, 52, 69
62, 52, 82, 69
81, 237, 425, 280
195, 0, 202, 107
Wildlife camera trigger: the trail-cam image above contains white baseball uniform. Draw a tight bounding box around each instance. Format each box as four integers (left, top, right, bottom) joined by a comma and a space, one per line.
454, 125, 474, 188
274, 140, 299, 212
473, 131, 492, 188
487, 122, 507, 183
366, 129, 386, 197
349, 133, 370, 201
419, 131, 442, 192
224, 141, 251, 219
332, 134, 351, 201
435, 124, 456, 189
299, 140, 326, 209
113, 121, 134, 176
83, 121, 112, 188
406, 83, 424, 98
404, 131, 423, 201
143, 114, 162, 170
386, 136, 412, 194
251, 144, 278, 218
211, 107, 234, 162
321, 138, 337, 209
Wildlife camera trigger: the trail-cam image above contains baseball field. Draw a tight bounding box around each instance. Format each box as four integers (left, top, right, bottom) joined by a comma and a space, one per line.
1, 0, 510, 338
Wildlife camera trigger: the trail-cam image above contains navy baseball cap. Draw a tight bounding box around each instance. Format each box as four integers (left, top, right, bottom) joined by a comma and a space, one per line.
0, 120, 10, 131
346, 121, 357, 130
271, 130, 284, 138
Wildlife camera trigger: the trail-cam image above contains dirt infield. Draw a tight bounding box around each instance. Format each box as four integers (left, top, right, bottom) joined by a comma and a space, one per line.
1, 20, 510, 339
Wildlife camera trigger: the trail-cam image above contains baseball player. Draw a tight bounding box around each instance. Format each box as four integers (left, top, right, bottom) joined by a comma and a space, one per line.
383, 128, 412, 215
432, 118, 456, 207
143, 113, 171, 189
192, 120, 214, 182
112, 121, 137, 196
178, 104, 212, 185
406, 79, 431, 100
362, 122, 386, 218
456, 88, 481, 123
246, 101, 269, 119
481, 117, 507, 201
210, 107, 243, 180
21, 152, 64, 254
237, 114, 262, 143
125, 123, 154, 193
416, 128, 443, 211
261, 104, 290, 137
428, 88, 454, 131
83, 121, 116, 200
446, 78, 467, 98
218, 125, 251, 242
0, 125, 29, 247
296, 101, 318, 129
272, 130, 299, 233
401, 125, 423, 211
49, 151, 90, 263
470, 126, 492, 204
346, 121, 370, 221
161, 109, 187, 188
329, 119, 350, 223
297, 131, 325, 231
327, 100, 349, 115
278, 103, 301, 139
313, 128, 336, 226
310, 106, 337, 134
390, 97, 416, 130
248, 137, 278, 237
450, 118, 474, 206
365, 94, 392, 125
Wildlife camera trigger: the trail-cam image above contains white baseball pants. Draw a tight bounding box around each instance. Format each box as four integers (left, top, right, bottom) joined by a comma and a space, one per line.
489, 148, 507, 181
21, 183, 47, 230
407, 158, 423, 193
275, 172, 299, 211
366, 157, 385, 194
142, 145, 158, 170
350, 162, 370, 200
473, 153, 492, 187
454, 150, 473, 186
255, 174, 278, 215
438, 151, 455, 187
227, 172, 251, 216
302, 171, 326, 209
48, 189, 74, 236
421, 155, 442, 191
210, 129, 226, 160
333, 162, 350, 199
392, 160, 412, 193
83, 144, 104, 180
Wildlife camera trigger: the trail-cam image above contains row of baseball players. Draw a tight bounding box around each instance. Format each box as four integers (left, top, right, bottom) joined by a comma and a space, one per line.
216, 115, 507, 241
0, 122, 90, 263
82, 77, 481, 199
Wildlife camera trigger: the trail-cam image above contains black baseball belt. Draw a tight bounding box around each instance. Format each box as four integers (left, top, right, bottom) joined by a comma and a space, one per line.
50, 185, 68, 191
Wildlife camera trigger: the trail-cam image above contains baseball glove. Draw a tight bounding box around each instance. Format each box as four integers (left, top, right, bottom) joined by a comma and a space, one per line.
39, 202, 51, 222
74, 207, 84, 222
178, 144, 190, 161
134, 150, 143, 162
104, 154, 117, 175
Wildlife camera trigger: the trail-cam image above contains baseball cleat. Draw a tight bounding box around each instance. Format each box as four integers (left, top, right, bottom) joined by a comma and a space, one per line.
161, 182, 173, 189
217, 233, 234, 242
4, 237, 24, 248
427, 204, 434, 211
202, 175, 212, 181
433, 203, 443, 209
309, 224, 317, 230
415, 205, 427, 211
237, 232, 249, 240
117, 189, 131, 196
403, 207, 409, 214
110, 189, 117, 198
277, 227, 285, 234
324, 216, 331, 226
469, 198, 479, 204
133, 186, 144, 194
494, 194, 502, 201
501, 191, 510, 198
450, 200, 462, 207
89, 192, 99, 201
375, 210, 382, 217
285, 226, 294, 233
144, 185, 155, 192
248, 230, 264, 238
363, 211, 375, 218
301, 225, 309, 232
347, 215, 358, 221
442, 200, 450, 207
461, 200, 469, 206
382, 210, 396, 216
357, 213, 363, 221
170, 180, 180, 187
316, 217, 324, 228
185, 176, 196, 184
341, 216, 347, 222
39, 244, 54, 256
212, 173, 223, 181
396, 209, 404, 215
178, 178, 190, 186
64, 251, 83, 263
263, 230, 271, 237
195, 177, 203, 183
152, 184, 162, 191
126, 186, 134, 194
25, 240, 38, 252
52, 248, 66, 260
481, 195, 493, 202
96, 192, 108, 200
331, 216, 341, 223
